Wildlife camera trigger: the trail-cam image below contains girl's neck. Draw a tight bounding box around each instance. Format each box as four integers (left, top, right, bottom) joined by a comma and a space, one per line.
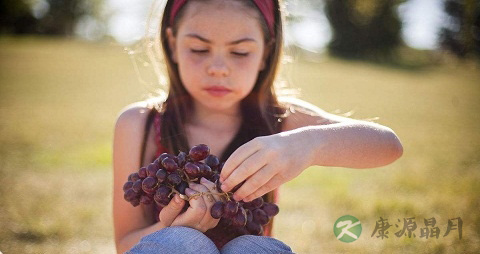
188, 102, 242, 132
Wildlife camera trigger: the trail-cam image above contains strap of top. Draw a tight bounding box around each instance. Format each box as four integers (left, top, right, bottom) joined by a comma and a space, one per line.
154, 110, 168, 157
139, 108, 157, 168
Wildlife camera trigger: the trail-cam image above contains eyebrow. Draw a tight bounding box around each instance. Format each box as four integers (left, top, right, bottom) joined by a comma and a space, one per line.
185, 33, 257, 45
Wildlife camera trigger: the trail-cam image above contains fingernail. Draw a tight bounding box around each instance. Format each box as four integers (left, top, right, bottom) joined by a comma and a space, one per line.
233, 194, 241, 201
174, 194, 182, 204
185, 188, 194, 196
200, 177, 207, 184
221, 184, 228, 192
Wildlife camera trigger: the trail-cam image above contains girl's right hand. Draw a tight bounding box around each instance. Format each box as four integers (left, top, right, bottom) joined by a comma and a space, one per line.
158, 178, 222, 232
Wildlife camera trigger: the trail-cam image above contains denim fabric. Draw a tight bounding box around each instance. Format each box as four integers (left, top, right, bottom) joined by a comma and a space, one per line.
220, 234, 294, 254
126, 226, 294, 254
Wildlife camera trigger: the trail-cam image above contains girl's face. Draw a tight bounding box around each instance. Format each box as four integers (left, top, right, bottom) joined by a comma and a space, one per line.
166, 0, 269, 115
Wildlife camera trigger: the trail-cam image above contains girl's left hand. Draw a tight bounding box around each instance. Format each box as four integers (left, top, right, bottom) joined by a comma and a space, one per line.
219, 132, 313, 202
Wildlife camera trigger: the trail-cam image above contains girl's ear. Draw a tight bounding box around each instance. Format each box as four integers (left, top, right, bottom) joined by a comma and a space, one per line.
166, 27, 178, 63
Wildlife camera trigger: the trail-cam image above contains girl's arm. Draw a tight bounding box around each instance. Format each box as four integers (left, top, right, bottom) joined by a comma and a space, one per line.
113, 105, 222, 253
219, 98, 403, 202
281, 98, 403, 168
113, 106, 166, 253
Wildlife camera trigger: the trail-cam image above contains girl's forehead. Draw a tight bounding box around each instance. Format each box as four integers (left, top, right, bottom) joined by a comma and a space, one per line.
177, 1, 264, 42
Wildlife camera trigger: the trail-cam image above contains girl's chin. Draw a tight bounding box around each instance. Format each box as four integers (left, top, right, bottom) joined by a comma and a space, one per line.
196, 100, 240, 114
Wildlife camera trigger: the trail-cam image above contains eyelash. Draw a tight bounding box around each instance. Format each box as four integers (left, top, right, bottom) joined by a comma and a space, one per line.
190, 49, 249, 57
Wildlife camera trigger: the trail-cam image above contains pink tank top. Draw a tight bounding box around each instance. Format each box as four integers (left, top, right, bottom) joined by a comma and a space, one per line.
152, 110, 277, 248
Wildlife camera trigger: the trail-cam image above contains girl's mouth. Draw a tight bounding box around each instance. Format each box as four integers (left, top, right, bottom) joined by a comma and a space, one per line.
205, 86, 232, 97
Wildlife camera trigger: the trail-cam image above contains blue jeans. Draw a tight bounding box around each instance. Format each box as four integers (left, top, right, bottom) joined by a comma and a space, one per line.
126, 226, 295, 254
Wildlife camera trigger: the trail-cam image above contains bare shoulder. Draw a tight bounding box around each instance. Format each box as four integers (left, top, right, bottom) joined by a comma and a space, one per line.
116, 102, 151, 129
115, 98, 164, 132
278, 97, 357, 132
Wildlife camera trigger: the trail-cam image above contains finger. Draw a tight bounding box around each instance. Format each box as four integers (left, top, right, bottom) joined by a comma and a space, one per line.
219, 139, 262, 183
231, 165, 274, 201
220, 150, 267, 193
189, 182, 215, 206
200, 177, 223, 202
243, 176, 283, 202
171, 188, 206, 227
189, 182, 220, 230
158, 194, 186, 227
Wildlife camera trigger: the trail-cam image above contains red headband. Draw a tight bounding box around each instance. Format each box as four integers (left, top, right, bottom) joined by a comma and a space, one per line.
169, 0, 275, 38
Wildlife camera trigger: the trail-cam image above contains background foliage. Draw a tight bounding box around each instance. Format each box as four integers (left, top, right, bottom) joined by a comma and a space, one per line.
1, 0, 480, 253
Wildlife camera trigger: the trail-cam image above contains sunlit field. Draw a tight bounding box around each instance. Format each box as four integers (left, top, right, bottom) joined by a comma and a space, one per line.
1, 36, 479, 253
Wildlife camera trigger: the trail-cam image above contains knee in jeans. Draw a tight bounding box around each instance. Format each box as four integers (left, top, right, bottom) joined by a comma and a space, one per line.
221, 235, 293, 254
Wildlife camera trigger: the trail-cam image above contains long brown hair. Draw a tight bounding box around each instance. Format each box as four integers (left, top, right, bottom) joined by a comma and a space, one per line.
149, 0, 292, 207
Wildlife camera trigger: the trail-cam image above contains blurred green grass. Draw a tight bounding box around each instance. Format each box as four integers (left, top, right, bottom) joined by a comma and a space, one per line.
0, 36, 479, 253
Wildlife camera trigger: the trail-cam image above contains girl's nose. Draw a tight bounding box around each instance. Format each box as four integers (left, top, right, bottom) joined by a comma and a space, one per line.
207, 58, 229, 77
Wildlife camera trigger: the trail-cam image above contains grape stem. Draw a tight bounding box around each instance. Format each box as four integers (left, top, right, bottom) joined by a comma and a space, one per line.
169, 187, 230, 202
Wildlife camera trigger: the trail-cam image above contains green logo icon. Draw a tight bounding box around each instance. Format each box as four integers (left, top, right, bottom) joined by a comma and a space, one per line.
334, 215, 362, 243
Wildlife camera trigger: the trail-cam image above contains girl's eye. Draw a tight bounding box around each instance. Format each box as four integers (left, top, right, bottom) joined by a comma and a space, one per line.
190, 49, 249, 57
191, 49, 208, 54
232, 52, 249, 57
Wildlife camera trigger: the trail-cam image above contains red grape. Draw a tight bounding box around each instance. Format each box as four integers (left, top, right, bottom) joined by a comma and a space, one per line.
246, 221, 263, 235
132, 179, 142, 193
142, 176, 157, 193
184, 162, 200, 178
175, 181, 188, 195
211, 201, 225, 219
156, 169, 167, 183
196, 162, 213, 178
155, 197, 170, 207
167, 172, 182, 185
211, 173, 220, 184
224, 201, 239, 218
231, 207, 247, 227
177, 151, 187, 167
124, 188, 138, 202
130, 198, 140, 207
262, 203, 279, 217
146, 163, 158, 177
158, 152, 173, 162
252, 208, 269, 225
140, 195, 153, 205
123, 181, 133, 191
189, 144, 210, 161
244, 197, 264, 210
205, 154, 220, 169
155, 185, 171, 200
129, 172, 140, 182
246, 209, 253, 223
162, 158, 178, 172
138, 167, 147, 178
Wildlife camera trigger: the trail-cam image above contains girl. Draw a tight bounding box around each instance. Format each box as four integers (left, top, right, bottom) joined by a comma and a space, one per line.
113, 0, 404, 253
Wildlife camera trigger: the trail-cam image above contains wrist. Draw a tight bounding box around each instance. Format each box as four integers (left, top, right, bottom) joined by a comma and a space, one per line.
300, 127, 322, 167
281, 126, 322, 168
156, 220, 169, 231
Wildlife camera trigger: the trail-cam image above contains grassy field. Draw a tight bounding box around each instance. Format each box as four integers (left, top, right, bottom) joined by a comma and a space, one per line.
0, 36, 479, 253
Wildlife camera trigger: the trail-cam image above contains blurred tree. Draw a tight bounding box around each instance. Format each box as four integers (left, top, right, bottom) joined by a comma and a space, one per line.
323, 0, 405, 60
36, 0, 87, 35
0, 0, 37, 34
439, 0, 480, 59
0, 0, 105, 36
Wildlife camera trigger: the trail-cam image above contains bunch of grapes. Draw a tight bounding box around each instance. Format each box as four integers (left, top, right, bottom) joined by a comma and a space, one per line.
122, 144, 279, 236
